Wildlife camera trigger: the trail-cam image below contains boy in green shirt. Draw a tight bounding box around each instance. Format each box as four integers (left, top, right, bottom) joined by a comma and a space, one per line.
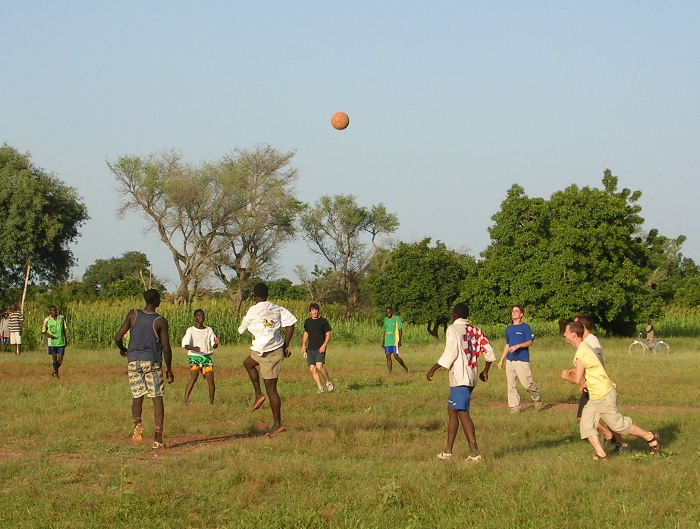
42, 305, 68, 378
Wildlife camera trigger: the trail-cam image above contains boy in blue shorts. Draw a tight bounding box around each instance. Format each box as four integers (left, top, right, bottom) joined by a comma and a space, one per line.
42, 305, 68, 378
426, 303, 495, 463
382, 307, 408, 373
182, 309, 219, 404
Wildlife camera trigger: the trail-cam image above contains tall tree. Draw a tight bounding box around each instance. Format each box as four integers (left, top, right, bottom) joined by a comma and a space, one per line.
472, 170, 668, 335
0, 144, 89, 290
210, 146, 304, 310
109, 145, 302, 304
300, 194, 399, 312
366, 239, 476, 339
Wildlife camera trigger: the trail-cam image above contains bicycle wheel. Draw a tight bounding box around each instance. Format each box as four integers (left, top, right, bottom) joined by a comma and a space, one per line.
653, 341, 670, 354
628, 342, 647, 354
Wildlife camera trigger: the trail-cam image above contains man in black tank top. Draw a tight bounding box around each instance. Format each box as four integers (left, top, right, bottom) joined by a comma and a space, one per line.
115, 289, 174, 449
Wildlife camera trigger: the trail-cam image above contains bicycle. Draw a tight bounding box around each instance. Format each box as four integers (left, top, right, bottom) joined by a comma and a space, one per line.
628, 333, 670, 354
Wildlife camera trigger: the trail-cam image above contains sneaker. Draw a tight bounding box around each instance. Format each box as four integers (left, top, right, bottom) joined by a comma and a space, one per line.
317, 386, 325, 393
615, 444, 629, 455
466, 455, 482, 463
436, 451, 452, 460
603, 437, 615, 450
326, 382, 335, 392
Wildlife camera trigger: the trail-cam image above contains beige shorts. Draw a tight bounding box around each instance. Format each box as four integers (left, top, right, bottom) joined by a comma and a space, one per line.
250, 346, 285, 379
10, 332, 22, 345
579, 388, 633, 439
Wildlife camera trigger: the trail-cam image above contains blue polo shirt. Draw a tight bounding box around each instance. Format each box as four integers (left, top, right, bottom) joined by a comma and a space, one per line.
505, 322, 535, 362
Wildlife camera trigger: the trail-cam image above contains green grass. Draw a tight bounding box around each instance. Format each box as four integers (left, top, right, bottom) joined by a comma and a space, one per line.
1, 338, 699, 528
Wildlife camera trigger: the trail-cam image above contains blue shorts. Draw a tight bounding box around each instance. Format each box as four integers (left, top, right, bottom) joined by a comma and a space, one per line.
384, 346, 400, 354
48, 346, 66, 356
448, 386, 474, 411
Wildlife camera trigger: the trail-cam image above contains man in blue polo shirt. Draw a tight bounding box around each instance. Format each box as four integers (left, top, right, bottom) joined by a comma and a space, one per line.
497, 305, 543, 413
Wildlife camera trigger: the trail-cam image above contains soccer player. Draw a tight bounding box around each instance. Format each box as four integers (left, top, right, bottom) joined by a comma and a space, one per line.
182, 309, 219, 404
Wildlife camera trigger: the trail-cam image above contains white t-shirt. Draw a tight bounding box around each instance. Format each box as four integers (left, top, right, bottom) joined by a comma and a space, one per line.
436, 319, 496, 387
181, 326, 217, 356
238, 301, 298, 355
584, 333, 604, 367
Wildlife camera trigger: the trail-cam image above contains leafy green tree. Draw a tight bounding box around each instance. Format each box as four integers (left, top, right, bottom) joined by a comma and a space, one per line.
300, 194, 398, 312
472, 170, 668, 335
81, 251, 162, 298
366, 239, 476, 339
0, 144, 89, 292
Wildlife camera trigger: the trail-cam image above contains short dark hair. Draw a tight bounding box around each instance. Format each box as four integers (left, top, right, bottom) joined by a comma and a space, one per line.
513, 304, 525, 315
193, 309, 205, 317
49, 305, 57, 311
143, 289, 161, 305
575, 313, 593, 331
452, 302, 470, 319
309, 302, 320, 311
567, 321, 584, 337
253, 283, 269, 299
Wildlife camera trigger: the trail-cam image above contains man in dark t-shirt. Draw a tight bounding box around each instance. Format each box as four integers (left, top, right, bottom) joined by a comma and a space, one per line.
301, 303, 335, 393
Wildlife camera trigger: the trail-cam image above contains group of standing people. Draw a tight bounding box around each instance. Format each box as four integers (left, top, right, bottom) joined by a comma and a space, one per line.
0, 304, 26, 355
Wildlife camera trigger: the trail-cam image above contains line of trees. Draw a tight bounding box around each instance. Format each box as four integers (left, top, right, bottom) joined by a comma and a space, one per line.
3, 141, 699, 336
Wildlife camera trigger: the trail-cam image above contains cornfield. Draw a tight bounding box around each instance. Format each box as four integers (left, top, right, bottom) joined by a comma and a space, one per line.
18, 298, 700, 351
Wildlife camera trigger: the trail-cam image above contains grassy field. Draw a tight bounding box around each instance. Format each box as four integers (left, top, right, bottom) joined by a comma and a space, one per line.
1, 337, 699, 528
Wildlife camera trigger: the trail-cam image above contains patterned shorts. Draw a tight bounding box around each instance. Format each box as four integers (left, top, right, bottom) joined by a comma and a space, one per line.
188, 354, 214, 374
128, 361, 165, 398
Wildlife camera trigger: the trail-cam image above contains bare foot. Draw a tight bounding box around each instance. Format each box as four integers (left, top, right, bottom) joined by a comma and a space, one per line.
265, 425, 287, 438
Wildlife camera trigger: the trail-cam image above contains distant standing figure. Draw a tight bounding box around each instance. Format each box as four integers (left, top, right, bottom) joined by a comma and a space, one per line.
382, 307, 408, 373
238, 283, 297, 438
42, 305, 68, 379
301, 303, 335, 393
497, 305, 543, 413
0, 311, 10, 352
646, 320, 654, 344
426, 302, 495, 463
182, 309, 219, 404
7, 304, 24, 355
115, 289, 174, 449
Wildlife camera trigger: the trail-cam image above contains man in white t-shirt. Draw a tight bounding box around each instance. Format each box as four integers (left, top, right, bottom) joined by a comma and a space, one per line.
238, 283, 297, 438
182, 309, 219, 404
426, 302, 495, 463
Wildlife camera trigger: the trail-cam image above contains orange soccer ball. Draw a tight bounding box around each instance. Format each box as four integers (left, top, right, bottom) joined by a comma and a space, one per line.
331, 112, 350, 130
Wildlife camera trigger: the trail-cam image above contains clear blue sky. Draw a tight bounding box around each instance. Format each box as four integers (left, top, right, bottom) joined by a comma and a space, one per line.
2, 1, 698, 291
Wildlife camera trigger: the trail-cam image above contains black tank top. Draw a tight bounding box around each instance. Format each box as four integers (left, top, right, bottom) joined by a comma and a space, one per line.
126, 310, 163, 363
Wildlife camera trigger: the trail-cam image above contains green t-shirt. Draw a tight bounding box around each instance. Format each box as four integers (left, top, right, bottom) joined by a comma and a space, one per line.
383, 316, 403, 347
42, 315, 67, 347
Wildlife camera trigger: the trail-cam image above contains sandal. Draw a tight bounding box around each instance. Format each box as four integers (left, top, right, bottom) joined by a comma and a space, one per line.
151, 441, 165, 450
647, 431, 660, 456
592, 454, 607, 461
436, 451, 452, 460
131, 422, 143, 445
466, 455, 482, 463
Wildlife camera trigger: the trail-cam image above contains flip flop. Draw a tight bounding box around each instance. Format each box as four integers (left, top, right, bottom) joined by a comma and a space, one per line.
252, 395, 266, 411
151, 441, 165, 450
131, 422, 143, 445
436, 451, 452, 460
